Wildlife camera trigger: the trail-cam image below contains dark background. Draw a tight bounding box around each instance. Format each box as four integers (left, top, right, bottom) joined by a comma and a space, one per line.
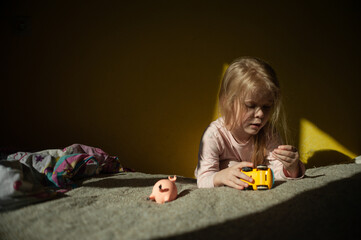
1, 0, 360, 177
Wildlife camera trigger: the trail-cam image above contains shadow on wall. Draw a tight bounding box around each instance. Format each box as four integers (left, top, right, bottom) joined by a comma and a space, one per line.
305, 150, 355, 168
163, 172, 361, 240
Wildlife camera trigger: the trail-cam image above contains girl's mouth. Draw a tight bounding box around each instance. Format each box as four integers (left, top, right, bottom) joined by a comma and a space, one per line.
250, 123, 261, 129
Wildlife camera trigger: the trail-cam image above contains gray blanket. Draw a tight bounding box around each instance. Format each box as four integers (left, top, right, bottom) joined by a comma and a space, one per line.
1, 163, 361, 240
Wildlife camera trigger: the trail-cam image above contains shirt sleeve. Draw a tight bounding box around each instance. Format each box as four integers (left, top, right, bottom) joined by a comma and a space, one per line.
194, 127, 223, 188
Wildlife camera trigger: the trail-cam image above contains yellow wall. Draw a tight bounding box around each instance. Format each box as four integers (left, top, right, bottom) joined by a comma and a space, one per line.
1, 1, 360, 177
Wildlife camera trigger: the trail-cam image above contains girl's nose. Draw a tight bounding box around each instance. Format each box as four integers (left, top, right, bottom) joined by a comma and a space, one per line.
255, 107, 264, 118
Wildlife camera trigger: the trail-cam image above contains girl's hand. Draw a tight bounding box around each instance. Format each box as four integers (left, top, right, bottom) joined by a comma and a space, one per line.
213, 162, 255, 190
272, 145, 300, 178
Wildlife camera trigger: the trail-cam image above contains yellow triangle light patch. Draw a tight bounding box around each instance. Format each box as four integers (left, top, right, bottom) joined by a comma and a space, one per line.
212, 64, 229, 121
299, 118, 357, 164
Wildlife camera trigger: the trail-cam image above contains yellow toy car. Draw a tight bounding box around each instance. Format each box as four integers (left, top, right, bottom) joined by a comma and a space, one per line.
241, 165, 274, 190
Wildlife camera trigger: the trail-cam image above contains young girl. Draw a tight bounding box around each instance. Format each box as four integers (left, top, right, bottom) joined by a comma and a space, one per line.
195, 57, 305, 189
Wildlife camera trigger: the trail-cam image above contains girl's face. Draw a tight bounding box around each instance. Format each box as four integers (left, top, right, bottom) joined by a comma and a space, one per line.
234, 91, 274, 141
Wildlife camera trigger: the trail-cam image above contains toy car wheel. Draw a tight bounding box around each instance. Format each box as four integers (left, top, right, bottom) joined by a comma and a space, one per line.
257, 185, 269, 190
242, 167, 253, 172
256, 165, 268, 170
244, 185, 253, 190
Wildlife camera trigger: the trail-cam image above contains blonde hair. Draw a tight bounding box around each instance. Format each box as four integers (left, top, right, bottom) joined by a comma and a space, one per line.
219, 57, 289, 166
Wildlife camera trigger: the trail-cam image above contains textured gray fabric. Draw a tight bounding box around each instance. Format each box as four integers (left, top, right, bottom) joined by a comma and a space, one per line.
1, 163, 361, 240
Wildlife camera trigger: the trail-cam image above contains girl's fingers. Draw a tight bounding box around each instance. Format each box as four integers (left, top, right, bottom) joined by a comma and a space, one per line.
227, 180, 244, 190
239, 172, 255, 183
278, 145, 298, 152
232, 168, 254, 187
225, 176, 248, 190
232, 178, 249, 189
272, 151, 295, 163
273, 153, 292, 163
274, 148, 297, 159
272, 147, 300, 165
232, 165, 255, 183
223, 162, 256, 190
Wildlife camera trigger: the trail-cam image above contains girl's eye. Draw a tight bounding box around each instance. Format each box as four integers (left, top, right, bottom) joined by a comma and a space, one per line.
246, 105, 255, 109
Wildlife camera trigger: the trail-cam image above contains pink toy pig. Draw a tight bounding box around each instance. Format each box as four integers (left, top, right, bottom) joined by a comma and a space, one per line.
147, 176, 178, 204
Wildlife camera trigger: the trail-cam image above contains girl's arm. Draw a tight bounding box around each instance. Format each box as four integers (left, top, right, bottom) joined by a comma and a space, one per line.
195, 129, 223, 188
196, 128, 255, 189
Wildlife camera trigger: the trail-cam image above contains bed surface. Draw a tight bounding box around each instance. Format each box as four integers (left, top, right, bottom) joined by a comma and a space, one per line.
1, 163, 361, 240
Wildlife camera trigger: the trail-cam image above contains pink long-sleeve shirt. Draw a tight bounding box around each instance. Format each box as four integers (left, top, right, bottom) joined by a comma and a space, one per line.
194, 118, 305, 188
